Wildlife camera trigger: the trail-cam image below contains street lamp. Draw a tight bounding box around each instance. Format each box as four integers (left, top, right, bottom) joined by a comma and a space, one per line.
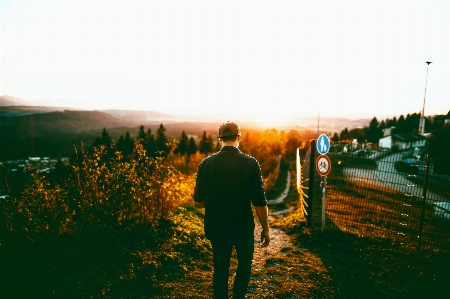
419, 61, 432, 135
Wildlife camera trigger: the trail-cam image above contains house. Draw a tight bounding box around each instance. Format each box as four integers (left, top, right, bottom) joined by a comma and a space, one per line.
379, 127, 394, 148
379, 132, 427, 150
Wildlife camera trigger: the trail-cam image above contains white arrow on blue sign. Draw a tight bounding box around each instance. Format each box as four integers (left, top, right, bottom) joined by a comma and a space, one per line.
316, 134, 330, 155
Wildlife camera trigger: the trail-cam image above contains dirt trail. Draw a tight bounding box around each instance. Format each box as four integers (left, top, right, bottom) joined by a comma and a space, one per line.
226, 171, 334, 298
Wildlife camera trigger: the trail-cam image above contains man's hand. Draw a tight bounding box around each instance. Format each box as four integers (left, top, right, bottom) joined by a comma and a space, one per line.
260, 230, 270, 247
255, 205, 270, 247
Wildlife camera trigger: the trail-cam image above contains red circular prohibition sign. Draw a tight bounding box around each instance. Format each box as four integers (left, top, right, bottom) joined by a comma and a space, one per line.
316, 154, 331, 176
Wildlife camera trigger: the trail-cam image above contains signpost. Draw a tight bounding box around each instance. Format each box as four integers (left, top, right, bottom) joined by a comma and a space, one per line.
316, 134, 331, 232
317, 134, 330, 155
316, 154, 331, 176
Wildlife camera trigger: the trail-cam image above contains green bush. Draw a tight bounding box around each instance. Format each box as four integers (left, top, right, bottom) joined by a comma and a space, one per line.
3, 140, 188, 243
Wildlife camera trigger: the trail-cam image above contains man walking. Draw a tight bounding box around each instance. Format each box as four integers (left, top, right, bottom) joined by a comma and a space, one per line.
193, 121, 270, 299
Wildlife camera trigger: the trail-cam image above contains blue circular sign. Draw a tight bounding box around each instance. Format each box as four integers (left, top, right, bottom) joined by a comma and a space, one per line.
317, 134, 330, 155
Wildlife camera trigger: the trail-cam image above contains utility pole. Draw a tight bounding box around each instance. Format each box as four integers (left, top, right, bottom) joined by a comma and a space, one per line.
419, 61, 432, 135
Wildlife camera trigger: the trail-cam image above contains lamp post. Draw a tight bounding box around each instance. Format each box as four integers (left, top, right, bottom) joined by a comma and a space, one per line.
419, 61, 432, 135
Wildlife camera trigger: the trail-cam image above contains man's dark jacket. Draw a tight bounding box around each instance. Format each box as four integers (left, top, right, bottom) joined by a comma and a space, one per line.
193, 146, 267, 240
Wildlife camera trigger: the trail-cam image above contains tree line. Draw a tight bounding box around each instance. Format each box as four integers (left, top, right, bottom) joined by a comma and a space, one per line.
91, 124, 220, 161
0, 123, 304, 249
332, 111, 450, 144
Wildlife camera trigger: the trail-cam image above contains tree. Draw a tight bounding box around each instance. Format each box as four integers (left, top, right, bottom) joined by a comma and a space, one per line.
394, 115, 406, 134
199, 131, 213, 154
52, 157, 69, 183
429, 123, 450, 175
285, 130, 302, 160
93, 128, 113, 148
145, 128, 156, 157
155, 124, 170, 155
340, 128, 349, 141
116, 131, 134, 160
188, 137, 197, 156
332, 132, 339, 143
365, 117, 381, 143
137, 125, 156, 157
378, 120, 386, 133
176, 131, 189, 155
92, 128, 114, 159
347, 128, 366, 143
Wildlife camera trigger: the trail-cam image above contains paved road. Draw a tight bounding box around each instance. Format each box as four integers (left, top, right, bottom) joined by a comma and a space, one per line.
344, 152, 448, 205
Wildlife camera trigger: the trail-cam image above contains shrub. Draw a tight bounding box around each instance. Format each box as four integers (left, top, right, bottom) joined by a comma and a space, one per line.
4, 140, 194, 243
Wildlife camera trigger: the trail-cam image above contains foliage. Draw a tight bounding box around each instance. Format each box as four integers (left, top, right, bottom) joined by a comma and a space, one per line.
241, 128, 286, 190
198, 131, 214, 154
175, 131, 189, 155
3, 140, 195, 242
138, 125, 156, 157
429, 123, 450, 175
1, 204, 212, 298
188, 136, 198, 155
155, 124, 170, 155
335, 111, 449, 145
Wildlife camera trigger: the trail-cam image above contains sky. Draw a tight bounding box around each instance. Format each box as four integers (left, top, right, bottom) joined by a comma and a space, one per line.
1, 0, 449, 125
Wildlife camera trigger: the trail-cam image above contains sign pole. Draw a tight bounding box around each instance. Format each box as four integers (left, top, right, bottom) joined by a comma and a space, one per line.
321, 175, 327, 232
316, 134, 331, 232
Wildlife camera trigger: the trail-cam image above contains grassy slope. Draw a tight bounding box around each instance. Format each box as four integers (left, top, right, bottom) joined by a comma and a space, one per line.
0, 205, 213, 298
2, 158, 449, 298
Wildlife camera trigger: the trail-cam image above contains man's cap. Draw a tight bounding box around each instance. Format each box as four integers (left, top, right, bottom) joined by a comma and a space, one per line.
218, 121, 241, 138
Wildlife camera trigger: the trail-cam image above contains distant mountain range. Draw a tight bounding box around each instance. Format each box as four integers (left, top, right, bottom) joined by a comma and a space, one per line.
0, 95, 379, 161
0, 95, 29, 107
0, 110, 133, 139
0, 95, 373, 136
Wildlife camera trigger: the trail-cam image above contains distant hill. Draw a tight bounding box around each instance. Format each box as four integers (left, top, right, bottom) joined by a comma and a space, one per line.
101, 109, 178, 124
0, 96, 29, 107
0, 110, 131, 140
0, 105, 70, 118
0, 110, 134, 161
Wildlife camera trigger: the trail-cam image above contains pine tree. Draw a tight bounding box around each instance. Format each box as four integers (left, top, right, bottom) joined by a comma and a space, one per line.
332, 132, 339, 143
366, 117, 381, 143
188, 137, 197, 156
145, 128, 155, 157
176, 131, 189, 155
138, 125, 146, 140
340, 128, 349, 141
199, 132, 213, 154
155, 124, 169, 155
92, 128, 115, 159
93, 128, 113, 148
116, 131, 134, 160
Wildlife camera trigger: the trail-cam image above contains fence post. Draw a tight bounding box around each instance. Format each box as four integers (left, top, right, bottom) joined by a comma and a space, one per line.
307, 139, 316, 227
417, 154, 430, 251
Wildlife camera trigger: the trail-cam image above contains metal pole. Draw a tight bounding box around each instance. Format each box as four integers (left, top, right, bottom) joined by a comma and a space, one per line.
417, 154, 430, 251
419, 61, 432, 135
321, 175, 327, 232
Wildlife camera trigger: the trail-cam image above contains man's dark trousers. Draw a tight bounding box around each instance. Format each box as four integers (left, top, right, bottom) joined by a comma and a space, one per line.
210, 230, 254, 299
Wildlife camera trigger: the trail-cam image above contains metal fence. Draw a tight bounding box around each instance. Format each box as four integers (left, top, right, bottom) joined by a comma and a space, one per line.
302, 140, 450, 252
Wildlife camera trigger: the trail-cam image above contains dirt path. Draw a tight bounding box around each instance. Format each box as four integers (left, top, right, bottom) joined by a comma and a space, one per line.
225, 171, 335, 298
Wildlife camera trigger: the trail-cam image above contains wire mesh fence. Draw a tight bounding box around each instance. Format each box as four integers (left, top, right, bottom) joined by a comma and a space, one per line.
302, 141, 450, 252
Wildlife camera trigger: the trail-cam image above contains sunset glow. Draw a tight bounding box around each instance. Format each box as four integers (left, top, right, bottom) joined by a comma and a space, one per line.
1, 1, 449, 125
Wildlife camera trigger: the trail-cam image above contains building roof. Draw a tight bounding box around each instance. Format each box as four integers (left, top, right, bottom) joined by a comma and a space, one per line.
392, 133, 426, 142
